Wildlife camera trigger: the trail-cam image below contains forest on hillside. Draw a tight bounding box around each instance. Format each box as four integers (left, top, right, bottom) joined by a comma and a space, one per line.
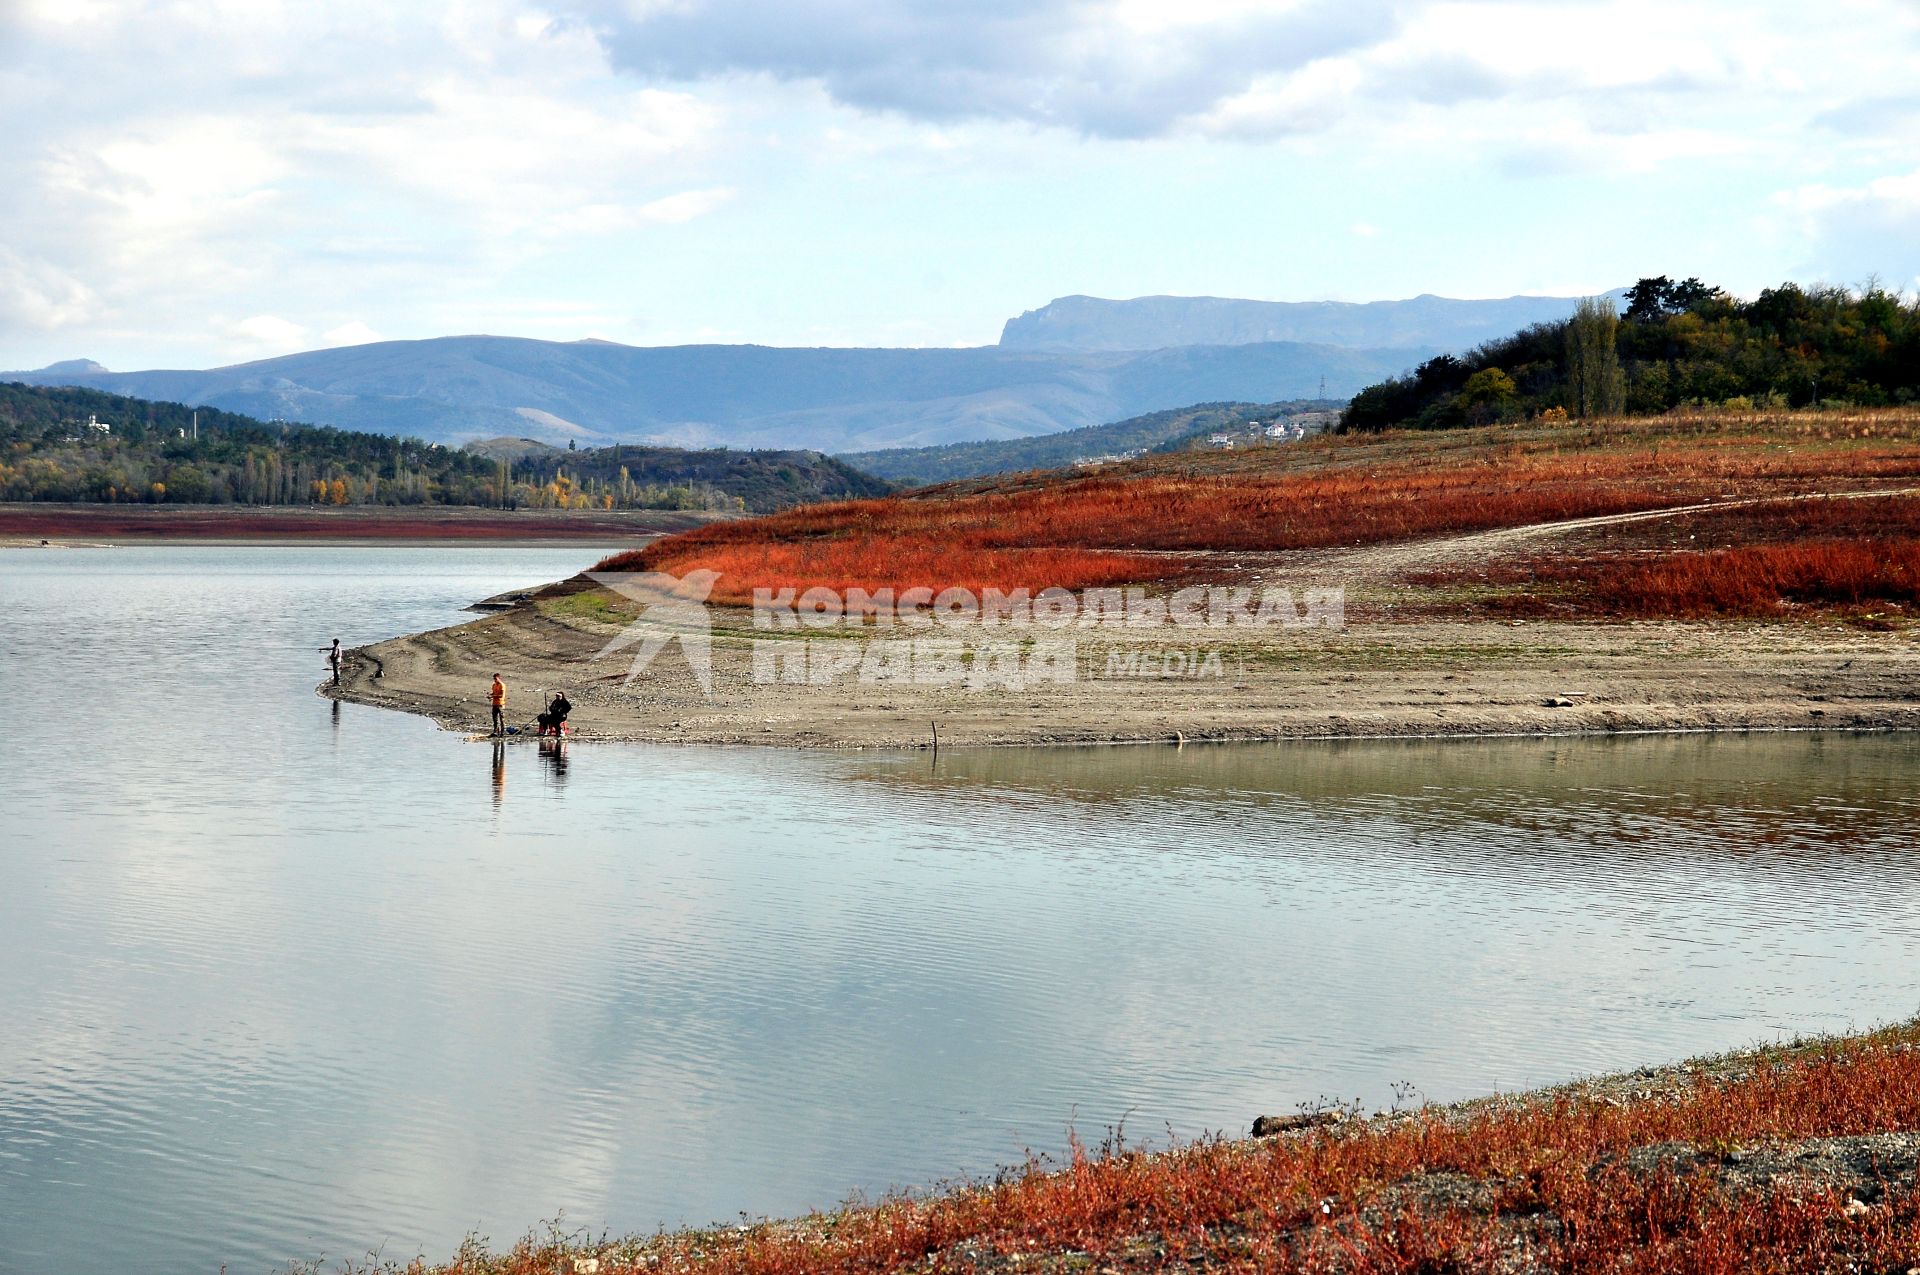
0, 384, 890, 513
1341, 279, 1920, 431
840, 400, 1335, 485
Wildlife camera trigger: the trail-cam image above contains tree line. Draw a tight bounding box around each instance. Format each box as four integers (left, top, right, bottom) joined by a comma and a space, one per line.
1340, 279, 1920, 431
0, 383, 890, 512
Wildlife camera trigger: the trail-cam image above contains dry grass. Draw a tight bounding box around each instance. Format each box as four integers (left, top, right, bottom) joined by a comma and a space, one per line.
375, 1020, 1920, 1274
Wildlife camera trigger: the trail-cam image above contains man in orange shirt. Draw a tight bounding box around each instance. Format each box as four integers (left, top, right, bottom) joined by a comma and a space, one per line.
489, 673, 507, 735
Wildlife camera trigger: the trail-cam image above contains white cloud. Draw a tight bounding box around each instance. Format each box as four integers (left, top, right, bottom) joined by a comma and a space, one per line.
547, 186, 736, 235
0, 0, 729, 364
1772, 170, 1920, 290
321, 321, 384, 347
228, 314, 311, 352
574, 0, 1398, 139
2, 0, 1919, 368
0, 248, 100, 333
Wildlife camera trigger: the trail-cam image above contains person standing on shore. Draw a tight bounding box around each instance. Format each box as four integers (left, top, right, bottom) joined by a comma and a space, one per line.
321, 638, 342, 685
489, 673, 507, 735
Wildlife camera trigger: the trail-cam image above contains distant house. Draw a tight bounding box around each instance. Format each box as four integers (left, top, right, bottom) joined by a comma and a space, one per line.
1206, 432, 1236, 448
84, 414, 110, 434
1073, 450, 1141, 468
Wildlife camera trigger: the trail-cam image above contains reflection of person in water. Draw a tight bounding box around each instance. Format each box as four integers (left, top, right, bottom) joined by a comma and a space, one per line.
491, 739, 506, 807
538, 737, 569, 785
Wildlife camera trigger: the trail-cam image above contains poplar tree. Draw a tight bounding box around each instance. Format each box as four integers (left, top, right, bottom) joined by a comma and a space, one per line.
1565, 297, 1626, 418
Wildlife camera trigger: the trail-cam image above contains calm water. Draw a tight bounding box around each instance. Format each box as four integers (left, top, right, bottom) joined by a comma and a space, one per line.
3, 545, 1919, 1274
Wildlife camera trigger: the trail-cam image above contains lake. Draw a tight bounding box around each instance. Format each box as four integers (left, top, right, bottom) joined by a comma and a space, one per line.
2, 545, 1917, 1274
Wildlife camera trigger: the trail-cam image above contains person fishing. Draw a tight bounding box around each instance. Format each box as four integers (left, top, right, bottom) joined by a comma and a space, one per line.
320, 637, 342, 685
489, 673, 507, 735
537, 690, 572, 737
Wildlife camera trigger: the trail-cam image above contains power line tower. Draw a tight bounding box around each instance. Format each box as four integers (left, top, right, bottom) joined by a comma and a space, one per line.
1318, 374, 1326, 400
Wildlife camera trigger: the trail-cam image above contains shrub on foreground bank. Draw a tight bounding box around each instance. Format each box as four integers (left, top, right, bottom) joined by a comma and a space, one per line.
359, 1021, 1920, 1275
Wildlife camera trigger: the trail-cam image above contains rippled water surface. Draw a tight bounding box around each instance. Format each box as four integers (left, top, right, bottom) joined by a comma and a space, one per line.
3, 545, 1919, 1275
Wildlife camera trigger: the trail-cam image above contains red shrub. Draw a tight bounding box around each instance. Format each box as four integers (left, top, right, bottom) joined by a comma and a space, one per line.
1588, 539, 1920, 617
406, 1022, 1920, 1274
602, 431, 1920, 603
594, 536, 1176, 607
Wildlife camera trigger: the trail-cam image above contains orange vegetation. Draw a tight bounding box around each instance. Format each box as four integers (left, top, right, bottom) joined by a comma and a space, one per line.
409, 1022, 1920, 1274
601, 413, 1920, 605
602, 539, 1179, 608
1416, 495, 1920, 621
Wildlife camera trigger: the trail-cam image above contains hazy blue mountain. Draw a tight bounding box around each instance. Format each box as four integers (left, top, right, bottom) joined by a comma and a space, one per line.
840, 400, 1331, 486
5, 335, 1430, 452
31, 358, 112, 376
998, 290, 1631, 353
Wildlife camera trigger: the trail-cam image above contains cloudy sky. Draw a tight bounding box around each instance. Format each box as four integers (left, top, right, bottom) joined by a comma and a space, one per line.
1, 0, 1915, 370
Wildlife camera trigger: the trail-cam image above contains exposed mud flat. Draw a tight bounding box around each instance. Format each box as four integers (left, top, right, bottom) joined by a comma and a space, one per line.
325, 570, 1920, 749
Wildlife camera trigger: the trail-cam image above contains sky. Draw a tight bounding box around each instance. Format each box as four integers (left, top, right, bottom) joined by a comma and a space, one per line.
1, 0, 1916, 371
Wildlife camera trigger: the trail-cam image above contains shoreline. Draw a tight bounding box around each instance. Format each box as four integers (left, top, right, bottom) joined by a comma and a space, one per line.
323, 568, 1920, 748
0, 501, 719, 547
378, 1017, 1920, 1274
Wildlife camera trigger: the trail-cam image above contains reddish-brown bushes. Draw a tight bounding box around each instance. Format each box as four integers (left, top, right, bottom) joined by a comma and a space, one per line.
409, 1022, 1920, 1274
594, 536, 1178, 607
1582, 539, 1920, 618
1416, 496, 1920, 620
603, 423, 1920, 603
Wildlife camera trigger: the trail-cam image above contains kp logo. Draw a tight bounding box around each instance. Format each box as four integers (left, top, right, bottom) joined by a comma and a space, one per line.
586, 569, 721, 695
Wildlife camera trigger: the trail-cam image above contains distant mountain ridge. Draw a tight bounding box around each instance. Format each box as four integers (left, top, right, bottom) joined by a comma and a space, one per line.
840, 400, 1332, 486
4, 336, 1431, 452
999, 291, 1631, 353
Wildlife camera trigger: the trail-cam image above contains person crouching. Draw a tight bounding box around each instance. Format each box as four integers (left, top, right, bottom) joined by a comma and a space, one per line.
537, 690, 572, 737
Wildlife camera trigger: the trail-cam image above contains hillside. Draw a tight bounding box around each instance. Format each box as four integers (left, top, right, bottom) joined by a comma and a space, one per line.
1343, 278, 1920, 431
470, 437, 891, 512
837, 399, 1336, 485
0, 383, 889, 512
340, 405, 1920, 751
999, 290, 1628, 353
622, 406, 1920, 613
3, 335, 1429, 452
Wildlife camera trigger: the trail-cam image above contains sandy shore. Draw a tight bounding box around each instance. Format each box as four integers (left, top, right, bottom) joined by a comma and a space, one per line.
324, 513, 1920, 748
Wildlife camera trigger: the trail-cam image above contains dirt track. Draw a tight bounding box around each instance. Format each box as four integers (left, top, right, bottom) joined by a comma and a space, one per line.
325, 504, 1920, 748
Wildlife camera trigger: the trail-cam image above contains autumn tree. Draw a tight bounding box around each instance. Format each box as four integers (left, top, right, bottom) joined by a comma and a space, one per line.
1565, 297, 1626, 418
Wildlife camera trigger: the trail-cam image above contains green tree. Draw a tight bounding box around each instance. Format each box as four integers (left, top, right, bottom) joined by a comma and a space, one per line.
1565, 298, 1626, 418
163, 463, 212, 502
1454, 367, 1518, 425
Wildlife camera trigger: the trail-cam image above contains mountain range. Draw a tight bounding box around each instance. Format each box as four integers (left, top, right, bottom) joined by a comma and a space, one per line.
5, 290, 1613, 452
840, 400, 1330, 486
2, 336, 1427, 452
998, 291, 1627, 352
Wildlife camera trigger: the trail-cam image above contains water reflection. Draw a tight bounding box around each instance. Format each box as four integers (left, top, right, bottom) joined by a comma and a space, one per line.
3, 547, 1919, 1275
540, 737, 571, 787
